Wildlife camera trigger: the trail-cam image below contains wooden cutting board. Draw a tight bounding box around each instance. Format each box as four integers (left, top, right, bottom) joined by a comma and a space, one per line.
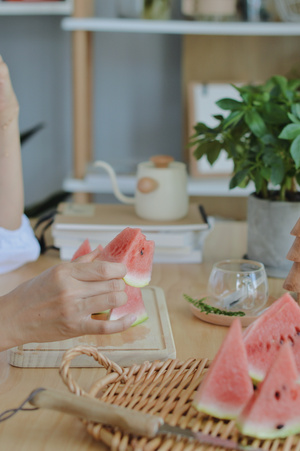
9, 286, 176, 368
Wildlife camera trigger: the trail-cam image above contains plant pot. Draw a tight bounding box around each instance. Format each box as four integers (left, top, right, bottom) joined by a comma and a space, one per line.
247, 194, 300, 279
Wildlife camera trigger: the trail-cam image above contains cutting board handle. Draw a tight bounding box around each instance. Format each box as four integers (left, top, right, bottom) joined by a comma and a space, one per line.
30, 388, 163, 438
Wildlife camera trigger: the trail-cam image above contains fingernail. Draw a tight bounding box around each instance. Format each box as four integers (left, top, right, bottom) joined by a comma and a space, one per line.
129, 314, 137, 323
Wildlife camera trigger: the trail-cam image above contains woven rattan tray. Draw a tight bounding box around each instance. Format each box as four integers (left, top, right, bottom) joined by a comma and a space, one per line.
59, 345, 300, 451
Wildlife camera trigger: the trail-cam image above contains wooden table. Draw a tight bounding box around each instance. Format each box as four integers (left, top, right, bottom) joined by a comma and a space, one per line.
0, 220, 286, 450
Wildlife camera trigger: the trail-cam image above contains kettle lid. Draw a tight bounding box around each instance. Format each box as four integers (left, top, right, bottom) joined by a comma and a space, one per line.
150, 155, 174, 168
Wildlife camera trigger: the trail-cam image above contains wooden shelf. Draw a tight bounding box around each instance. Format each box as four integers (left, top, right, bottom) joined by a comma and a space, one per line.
61, 17, 300, 36
0, 0, 73, 15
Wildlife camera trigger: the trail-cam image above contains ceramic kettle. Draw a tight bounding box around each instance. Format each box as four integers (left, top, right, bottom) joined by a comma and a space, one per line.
94, 155, 189, 221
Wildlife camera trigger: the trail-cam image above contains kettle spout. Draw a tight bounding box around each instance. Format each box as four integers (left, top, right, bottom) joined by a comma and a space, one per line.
93, 161, 135, 205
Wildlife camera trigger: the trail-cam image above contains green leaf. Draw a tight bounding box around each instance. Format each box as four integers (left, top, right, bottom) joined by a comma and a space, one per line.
262, 148, 280, 166
289, 79, 300, 92
271, 75, 288, 95
254, 171, 264, 192
290, 135, 300, 169
245, 110, 268, 137
229, 169, 249, 189
292, 103, 300, 120
262, 103, 288, 124
213, 114, 224, 122
207, 142, 223, 165
193, 141, 222, 163
222, 110, 244, 129
216, 98, 244, 111
194, 122, 215, 134
261, 134, 277, 145
279, 123, 300, 140
261, 166, 271, 181
287, 113, 300, 124
270, 163, 285, 185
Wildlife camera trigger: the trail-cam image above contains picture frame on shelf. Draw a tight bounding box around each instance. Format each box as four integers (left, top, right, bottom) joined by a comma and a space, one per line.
187, 81, 242, 178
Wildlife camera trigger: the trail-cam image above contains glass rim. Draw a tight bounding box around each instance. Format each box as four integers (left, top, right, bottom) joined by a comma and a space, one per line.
212, 259, 265, 274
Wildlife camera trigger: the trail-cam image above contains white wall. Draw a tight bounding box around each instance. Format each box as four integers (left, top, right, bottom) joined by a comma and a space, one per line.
0, 0, 183, 208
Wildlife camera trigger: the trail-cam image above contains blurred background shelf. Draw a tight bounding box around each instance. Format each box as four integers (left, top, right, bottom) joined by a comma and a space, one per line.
0, 0, 73, 15
61, 17, 300, 36
63, 171, 255, 197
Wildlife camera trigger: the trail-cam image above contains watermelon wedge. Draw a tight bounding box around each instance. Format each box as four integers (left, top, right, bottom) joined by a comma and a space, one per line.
71, 241, 103, 261
243, 293, 300, 383
193, 318, 253, 420
237, 344, 300, 439
109, 284, 148, 327
71, 239, 92, 261
100, 228, 155, 287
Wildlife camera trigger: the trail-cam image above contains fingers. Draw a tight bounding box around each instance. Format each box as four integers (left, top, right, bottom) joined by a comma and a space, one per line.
82, 314, 137, 335
71, 246, 102, 263
80, 289, 128, 315
71, 259, 127, 282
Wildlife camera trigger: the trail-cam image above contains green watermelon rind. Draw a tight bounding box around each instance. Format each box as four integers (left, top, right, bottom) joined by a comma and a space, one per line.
192, 402, 238, 421
109, 310, 148, 327
123, 274, 151, 288
236, 420, 300, 440
248, 369, 265, 384
131, 312, 149, 327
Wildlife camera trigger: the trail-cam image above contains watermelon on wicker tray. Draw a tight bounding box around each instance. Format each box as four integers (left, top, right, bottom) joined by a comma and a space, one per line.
100, 227, 155, 288
109, 284, 148, 327
243, 293, 300, 383
193, 318, 253, 420
237, 343, 300, 439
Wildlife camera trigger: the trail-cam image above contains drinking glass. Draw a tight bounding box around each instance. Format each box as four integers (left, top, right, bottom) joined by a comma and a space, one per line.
207, 259, 268, 313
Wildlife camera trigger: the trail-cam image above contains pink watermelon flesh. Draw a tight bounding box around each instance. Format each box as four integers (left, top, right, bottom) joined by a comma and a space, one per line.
71, 239, 92, 261
193, 318, 254, 420
100, 227, 155, 287
243, 293, 300, 383
109, 284, 148, 327
237, 344, 300, 439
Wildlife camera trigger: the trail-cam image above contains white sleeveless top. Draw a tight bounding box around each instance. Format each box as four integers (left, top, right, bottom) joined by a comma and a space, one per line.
0, 214, 40, 274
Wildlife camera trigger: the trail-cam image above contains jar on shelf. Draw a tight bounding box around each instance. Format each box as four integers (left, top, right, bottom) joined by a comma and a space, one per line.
239, 0, 278, 22
181, 0, 238, 21
118, 0, 171, 20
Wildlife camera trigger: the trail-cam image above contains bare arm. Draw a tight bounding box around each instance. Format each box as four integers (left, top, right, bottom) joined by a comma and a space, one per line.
0, 55, 23, 230
0, 248, 135, 351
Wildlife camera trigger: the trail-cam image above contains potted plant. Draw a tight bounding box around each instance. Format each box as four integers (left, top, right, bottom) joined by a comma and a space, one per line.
190, 75, 300, 278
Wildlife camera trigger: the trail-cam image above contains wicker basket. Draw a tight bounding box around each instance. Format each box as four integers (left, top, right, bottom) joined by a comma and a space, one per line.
59, 345, 299, 451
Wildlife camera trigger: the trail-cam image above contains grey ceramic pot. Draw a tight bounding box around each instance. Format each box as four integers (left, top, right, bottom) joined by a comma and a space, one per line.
247, 194, 300, 278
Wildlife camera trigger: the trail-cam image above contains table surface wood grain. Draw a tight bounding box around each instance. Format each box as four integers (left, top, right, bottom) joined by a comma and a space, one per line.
0, 220, 286, 450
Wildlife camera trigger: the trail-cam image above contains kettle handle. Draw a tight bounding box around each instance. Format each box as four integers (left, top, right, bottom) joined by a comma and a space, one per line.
94, 161, 135, 205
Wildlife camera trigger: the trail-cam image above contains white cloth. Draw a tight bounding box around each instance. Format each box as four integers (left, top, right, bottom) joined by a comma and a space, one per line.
0, 214, 40, 274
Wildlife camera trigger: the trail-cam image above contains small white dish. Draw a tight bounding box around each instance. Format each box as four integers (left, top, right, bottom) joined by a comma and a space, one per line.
188, 294, 276, 327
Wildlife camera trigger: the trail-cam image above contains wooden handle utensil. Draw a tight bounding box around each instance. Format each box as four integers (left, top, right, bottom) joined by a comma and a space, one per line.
30, 387, 163, 438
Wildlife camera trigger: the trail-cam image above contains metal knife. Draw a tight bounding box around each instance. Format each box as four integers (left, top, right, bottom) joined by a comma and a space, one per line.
29, 388, 261, 450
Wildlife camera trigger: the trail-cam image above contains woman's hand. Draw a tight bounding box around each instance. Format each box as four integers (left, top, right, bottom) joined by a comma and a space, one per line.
0, 55, 23, 230
0, 248, 135, 351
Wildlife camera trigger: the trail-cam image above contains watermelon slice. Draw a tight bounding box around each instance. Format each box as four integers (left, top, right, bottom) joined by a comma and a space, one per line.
243, 292, 300, 383
193, 318, 253, 420
71, 241, 103, 261
71, 239, 92, 261
237, 344, 300, 439
109, 284, 148, 327
100, 228, 155, 287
